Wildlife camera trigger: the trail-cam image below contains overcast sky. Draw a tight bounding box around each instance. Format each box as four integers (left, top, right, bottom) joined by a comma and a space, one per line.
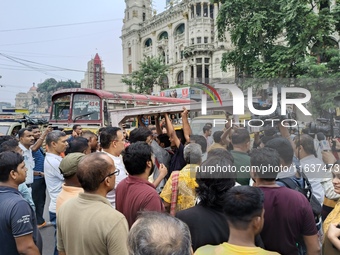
0, 1, 166, 105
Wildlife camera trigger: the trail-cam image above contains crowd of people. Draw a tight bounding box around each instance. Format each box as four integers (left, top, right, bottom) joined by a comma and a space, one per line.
2, 108, 340, 255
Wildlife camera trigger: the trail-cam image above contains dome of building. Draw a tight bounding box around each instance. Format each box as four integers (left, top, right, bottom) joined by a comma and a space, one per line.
29, 83, 37, 91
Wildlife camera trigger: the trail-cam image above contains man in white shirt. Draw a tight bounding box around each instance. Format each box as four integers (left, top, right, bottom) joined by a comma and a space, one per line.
44, 130, 68, 255
99, 127, 128, 207
203, 125, 213, 149
294, 134, 327, 205
44, 130, 68, 222
18, 128, 35, 193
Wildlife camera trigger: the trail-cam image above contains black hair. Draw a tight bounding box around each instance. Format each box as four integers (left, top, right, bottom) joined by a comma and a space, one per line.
231, 128, 250, 145
0, 151, 24, 182
207, 148, 234, 164
66, 137, 89, 155
0, 139, 19, 153
72, 124, 81, 131
203, 125, 212, 133
190, 135, 207, 153
250, 147, 281, 181
0, 135, 14, 146
98, 127, 106, 135
99, 127, 121, 149
196, 156, 236, 208
123, 142, 152, 175
301, 128, 309, 135
265, 137, 294, 165
294, 134, 316, 157
223, 186, 264, 230
129, 127, 153, 143
212, 131, 224, 143
175, 129, 186, 145
157, 134, 170, 148
18, 127, 33, 139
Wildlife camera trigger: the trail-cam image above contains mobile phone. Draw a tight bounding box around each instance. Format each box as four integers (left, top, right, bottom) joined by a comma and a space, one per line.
319, 140, 331, 151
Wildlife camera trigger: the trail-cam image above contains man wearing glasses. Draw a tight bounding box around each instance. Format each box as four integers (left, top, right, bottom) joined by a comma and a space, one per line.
100, 127, 128, 208
57, 152, 129, 255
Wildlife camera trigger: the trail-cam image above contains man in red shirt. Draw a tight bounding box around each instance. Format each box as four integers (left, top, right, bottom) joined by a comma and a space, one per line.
116, 142, 165, 228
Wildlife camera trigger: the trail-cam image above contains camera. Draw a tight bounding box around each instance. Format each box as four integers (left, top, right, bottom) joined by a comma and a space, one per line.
306, 119, 340, 137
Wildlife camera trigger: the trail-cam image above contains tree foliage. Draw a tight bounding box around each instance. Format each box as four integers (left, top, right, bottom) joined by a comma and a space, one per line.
121, 56, 168, 94
216, 0, 340, 115
37, 78, 80, 108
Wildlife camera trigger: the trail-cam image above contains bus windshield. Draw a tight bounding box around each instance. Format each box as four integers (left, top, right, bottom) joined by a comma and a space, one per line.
52, 95, 71, 120
72, 94, 100, 121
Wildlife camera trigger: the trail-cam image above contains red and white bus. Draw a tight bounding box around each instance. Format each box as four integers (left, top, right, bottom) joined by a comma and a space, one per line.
49, 88, 191, 129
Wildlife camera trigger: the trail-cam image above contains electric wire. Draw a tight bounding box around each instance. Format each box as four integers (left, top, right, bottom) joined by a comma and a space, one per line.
0, 18, 122, 33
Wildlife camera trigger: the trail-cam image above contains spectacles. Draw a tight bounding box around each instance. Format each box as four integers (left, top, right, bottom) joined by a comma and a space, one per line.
114, 138, 125, 142
100, 169, 120, 182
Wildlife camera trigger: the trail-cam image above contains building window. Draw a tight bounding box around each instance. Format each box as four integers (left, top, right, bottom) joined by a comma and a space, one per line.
159, 31, 168, 41
175, 23, 185, 35
204, 37, 208, 43
196, 4, 201, 16
180, 50, 184, 59
197, 37, 201, 44
177, 71, 184, 85
203, 3, 208, 17
128, 47, 131, 56
144, 38, 152, 47
191, 38, 194, 45
161, 75, 169, 89
196, 58, 202, 64
205, 58, 210, 63
143, 12, 146, 21
128, 64, 132, 74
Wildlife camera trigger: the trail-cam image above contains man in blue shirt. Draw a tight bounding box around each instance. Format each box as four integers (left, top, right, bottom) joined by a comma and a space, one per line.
0, 151, 42, 255
31, 125, 49, 228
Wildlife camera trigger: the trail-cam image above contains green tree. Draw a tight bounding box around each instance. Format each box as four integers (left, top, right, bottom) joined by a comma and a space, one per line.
37, 78, 80, 110
215, 0, 340, 115
36, 78, 58, 93
121, 56, 168, 94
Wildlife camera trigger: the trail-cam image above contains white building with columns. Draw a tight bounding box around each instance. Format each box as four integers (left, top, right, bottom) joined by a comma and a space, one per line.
121, 0, 234, 92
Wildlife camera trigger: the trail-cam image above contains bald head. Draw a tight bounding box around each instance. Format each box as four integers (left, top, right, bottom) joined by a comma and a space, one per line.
77, 152, 115, 192
128, 212, 192, 255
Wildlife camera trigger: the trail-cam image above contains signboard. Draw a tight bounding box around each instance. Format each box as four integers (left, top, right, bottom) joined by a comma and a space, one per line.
159, 87, 200, 99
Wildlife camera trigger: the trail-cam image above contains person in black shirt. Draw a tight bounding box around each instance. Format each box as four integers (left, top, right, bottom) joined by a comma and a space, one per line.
176, 155, 235, 251
0, 151, 42, 255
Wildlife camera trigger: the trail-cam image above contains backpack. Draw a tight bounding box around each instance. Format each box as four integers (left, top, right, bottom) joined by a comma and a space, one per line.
276, 170, 322, 223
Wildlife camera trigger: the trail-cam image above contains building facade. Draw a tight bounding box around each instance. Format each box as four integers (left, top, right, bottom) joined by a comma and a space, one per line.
121, 0, 234, 92
15, 83, 46, 113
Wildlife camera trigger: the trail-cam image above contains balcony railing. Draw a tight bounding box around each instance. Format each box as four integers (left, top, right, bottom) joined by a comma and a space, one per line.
174, 33, 185, 41
158, 39, 168, 48
184, 43, 215, 57
143, 46, 152, 53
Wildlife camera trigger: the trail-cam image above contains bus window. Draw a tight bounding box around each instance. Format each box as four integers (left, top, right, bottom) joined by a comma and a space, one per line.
72, 94, 100, 120
52, 95, 71, 120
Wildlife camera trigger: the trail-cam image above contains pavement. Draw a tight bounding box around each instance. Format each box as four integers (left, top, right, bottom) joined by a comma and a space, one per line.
39, 191, 55, 255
